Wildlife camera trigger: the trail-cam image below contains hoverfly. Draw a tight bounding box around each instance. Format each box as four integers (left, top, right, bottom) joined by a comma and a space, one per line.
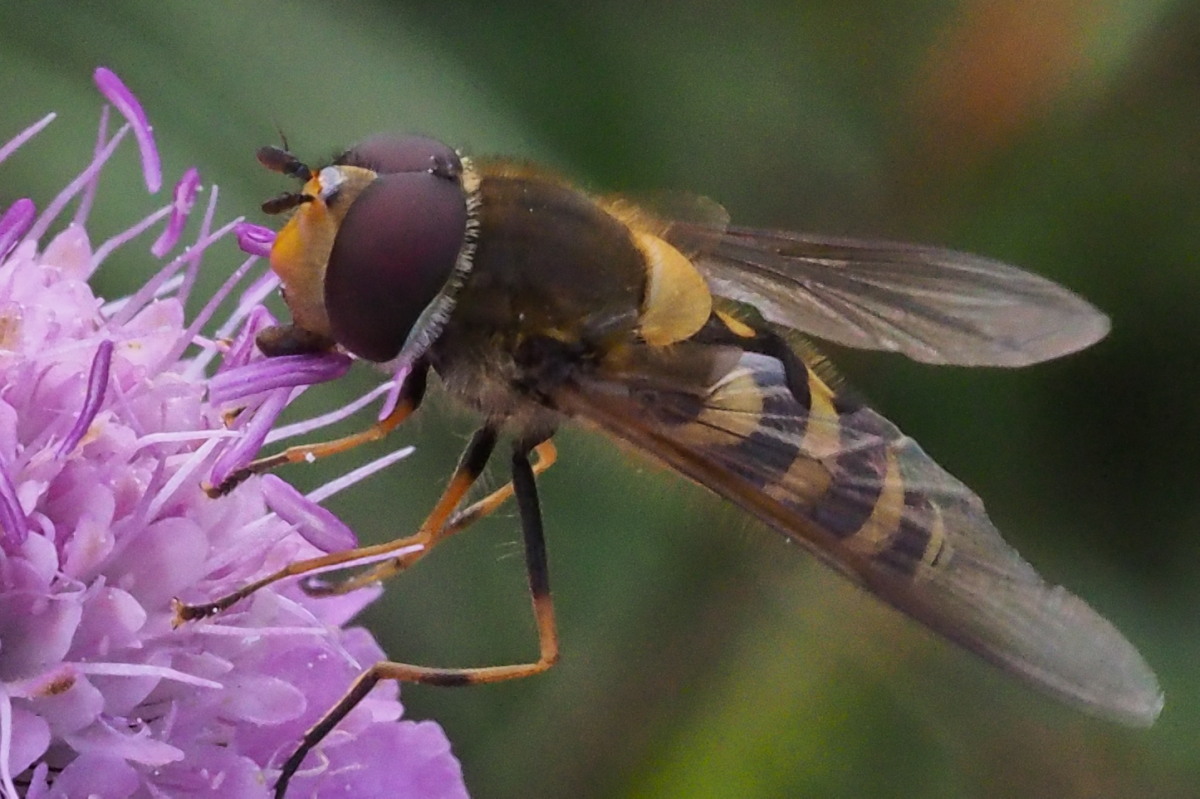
176, 134, 1162, 797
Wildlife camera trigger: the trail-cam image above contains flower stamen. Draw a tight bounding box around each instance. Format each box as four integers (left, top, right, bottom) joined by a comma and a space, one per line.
56, 339, 114, 459
0, 461, 27, 551
151, 168, 202, 259
0, 200, 36, 261
0, 112, 56, 166
25, 125, 130, 246
93, 68, 161, 193
72, 106, 109, 228
105, 218, 241, 328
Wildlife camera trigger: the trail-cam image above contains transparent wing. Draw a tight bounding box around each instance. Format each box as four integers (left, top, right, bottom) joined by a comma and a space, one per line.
665, 222, 1110, 366
557, 347, 1160, 724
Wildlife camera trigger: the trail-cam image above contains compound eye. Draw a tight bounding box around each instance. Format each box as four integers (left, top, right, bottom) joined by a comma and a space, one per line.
336, 134, 461, 178
324, 172, 467, 362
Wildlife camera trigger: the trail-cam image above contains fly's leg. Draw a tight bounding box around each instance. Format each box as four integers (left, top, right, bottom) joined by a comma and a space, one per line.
272, 441, 560, 798
442, 440, 557, 539
206, 363, 429, 498
172, 409, 496, 626
302, 439, 557, 596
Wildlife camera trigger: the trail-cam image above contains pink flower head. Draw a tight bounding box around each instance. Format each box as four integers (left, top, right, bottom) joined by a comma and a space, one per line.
0, 69, 467, 798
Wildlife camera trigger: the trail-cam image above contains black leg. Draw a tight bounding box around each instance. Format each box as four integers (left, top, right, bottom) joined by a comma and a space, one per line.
272, 439, 561, 797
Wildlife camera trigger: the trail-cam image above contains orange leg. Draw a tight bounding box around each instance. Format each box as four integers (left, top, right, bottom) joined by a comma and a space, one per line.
205, 365, 428, 498
302, 439, 558, 596
272, 443, 559, 799
174, 422, 497, 624
443, 439, 557, 539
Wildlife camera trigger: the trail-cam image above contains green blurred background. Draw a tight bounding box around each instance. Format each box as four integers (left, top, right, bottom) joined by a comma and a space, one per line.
3, 1, 1198, 797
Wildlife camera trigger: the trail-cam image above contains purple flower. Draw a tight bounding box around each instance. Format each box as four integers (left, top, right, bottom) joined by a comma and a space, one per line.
0, 69, 467, 798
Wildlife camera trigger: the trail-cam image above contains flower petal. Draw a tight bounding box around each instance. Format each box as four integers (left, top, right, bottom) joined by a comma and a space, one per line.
2, 705, 51, 780
42, 752, 141, 797
261, 474, 357, 552
0, 589, 84, 680
222, 674, 307, 725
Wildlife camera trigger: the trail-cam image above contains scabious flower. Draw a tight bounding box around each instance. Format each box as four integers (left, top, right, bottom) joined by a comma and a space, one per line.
0, 68, 468, 798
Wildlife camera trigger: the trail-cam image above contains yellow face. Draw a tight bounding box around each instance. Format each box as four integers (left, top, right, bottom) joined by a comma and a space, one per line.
267, 165, 378, 339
